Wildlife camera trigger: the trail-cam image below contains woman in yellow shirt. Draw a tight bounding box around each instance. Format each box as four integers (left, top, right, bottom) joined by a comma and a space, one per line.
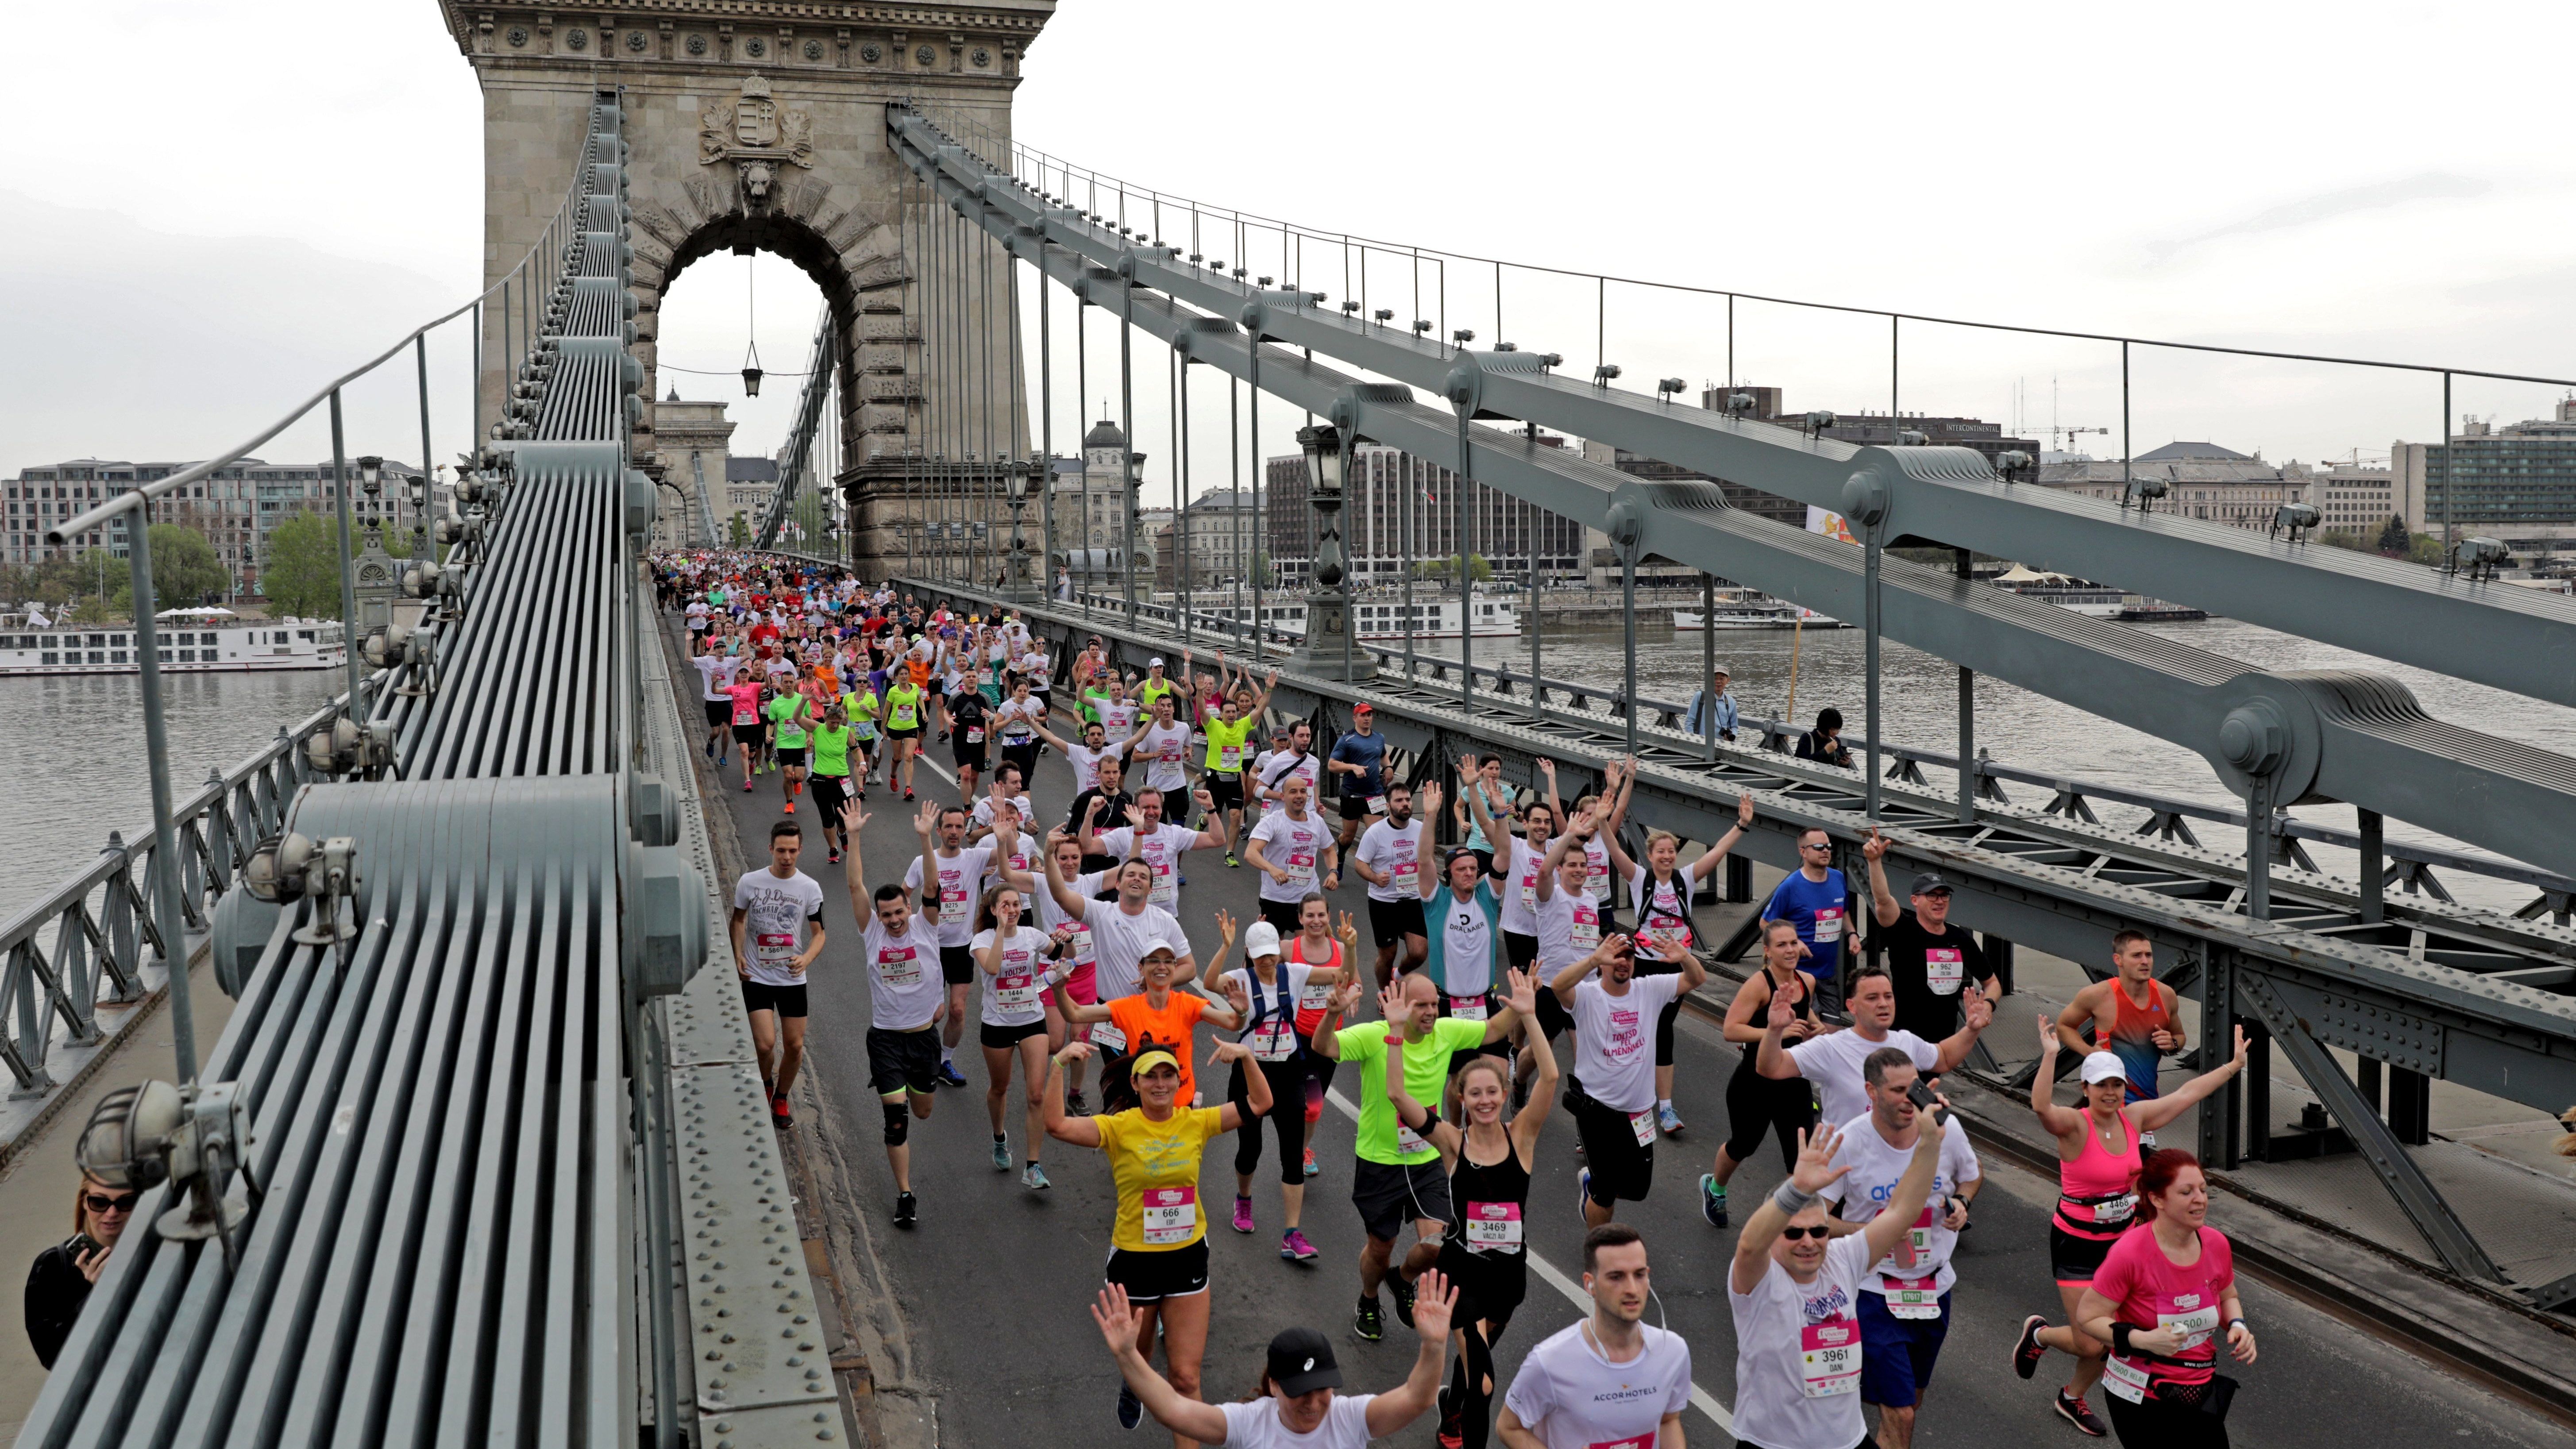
1048, 1033, 1272, 1439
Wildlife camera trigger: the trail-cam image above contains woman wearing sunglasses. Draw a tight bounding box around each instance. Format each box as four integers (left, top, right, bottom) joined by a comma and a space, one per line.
24, 1175, 138, 1367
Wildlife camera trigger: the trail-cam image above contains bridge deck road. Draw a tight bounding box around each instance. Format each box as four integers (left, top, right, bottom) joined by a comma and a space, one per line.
669, 636, 2563, 1449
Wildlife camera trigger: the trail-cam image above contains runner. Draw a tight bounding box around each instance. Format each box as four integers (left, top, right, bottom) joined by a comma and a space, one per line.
1244, 774, 1338, 932
1546, 756, 1636, 936
1497, 1224, 1693, 1449
993, 673, 1047, 785
1815, 1046, 1985, 1449
1199, 666, 1274, 866
1065, 760, 1138, 873
903, 801, 999, 1090
1084, 785, 1230, 915
1459, 754, 1554, 987
725, 664, 765, 794
1136, 652, 1183, 716
843, 641, 883, 789
1700, 920, 1825, 1229
1350, 780, 1430, 988
1861, 832, 2000, 1042
808, 704, 855, 864
729, 819, 826, 1130
691, 635, 734, 765
973, 880, 1071, 1187
1453, 754, 1514, 877
1306, 969, 1528, 1345
1284, 900, 1361, 1181
1379, 970, 1556, 1449
2063, 1150, 2256, 1449
1045, 1033, 1273, 1439
1018, 828, 1105, 1113
1764, 825, 1856, 1015
1601, 791, 1756, 1136
1757, 963, 1994, 1134
1041, 837, 1198, 1109
966, 762, 1037, 855
2056, 931, 2187, 1111
1256, 720, 1322, 817
2014, 1017, 2250, 1437
1029, 713, 1120, 799
1410, 782, 1508, 1073
941, 660, 993, 800
1122, 690, 1200, 829
1327, 704, 1390, 858
1094, 1302, 1453, 1448
1725, 1117, 1947, 1449
839, 802, 944, 1229
883, 663, 928, 801
1201, 913, 1325, 1260
1527, 813, 1607, 1075
1552, 923, 1704, 1228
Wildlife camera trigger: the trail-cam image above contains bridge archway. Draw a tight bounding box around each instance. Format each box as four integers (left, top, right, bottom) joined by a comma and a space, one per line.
442, 2, 1053, 574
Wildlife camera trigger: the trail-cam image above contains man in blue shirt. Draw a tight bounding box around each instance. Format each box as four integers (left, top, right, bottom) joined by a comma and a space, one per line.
1762, 826, 1853, 1013
1328, 704, 1392, 856
1682, 667, 1738, 743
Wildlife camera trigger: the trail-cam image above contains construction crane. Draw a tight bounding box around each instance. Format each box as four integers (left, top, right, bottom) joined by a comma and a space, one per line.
2044, 424, 2109, 454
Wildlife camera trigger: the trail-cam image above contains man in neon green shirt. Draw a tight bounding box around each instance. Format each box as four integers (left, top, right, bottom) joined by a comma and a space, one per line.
766, 689, 811, 815
809, 707, 855, 862
843, 683, 883, 791
1309, 969, 1531, 1342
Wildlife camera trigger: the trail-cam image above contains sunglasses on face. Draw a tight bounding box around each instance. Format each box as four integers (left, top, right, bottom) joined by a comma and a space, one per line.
86, 1191, 140, 1214
1799, 842, 1833, 852
1775, 1224, 1831, 1241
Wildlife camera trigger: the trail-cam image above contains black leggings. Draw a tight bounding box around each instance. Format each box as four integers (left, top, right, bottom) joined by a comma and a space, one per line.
1448, 1319, 1504, 1449
1229, 1056, 1309, 1184
2104, 1383, 2231, 1448
1720, 1055, 1816, 1170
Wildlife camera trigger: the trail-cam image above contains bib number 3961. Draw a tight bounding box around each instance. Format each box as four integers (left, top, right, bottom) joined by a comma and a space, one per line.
1801, 1320, 1862, 1398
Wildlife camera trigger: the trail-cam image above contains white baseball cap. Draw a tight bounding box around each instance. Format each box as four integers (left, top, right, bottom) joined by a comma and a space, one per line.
1243, 921, 1283, 959
2079, 1051, 2129, 1087
1149, 656, 1166, 667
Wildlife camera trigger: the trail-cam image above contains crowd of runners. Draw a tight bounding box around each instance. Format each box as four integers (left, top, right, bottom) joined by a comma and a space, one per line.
667, 549, 2261, 1449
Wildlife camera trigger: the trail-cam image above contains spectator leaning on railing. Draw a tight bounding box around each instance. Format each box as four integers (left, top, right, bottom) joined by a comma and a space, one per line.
25, 1172, 137, 1368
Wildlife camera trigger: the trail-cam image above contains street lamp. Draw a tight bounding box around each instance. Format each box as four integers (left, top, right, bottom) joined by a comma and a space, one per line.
1288, 421, 1369, 680
1003, 459, 1038, 601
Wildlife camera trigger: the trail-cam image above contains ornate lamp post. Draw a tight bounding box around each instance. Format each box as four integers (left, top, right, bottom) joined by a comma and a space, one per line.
1003, 459, 1040, 601
1286, 422, 1373, 681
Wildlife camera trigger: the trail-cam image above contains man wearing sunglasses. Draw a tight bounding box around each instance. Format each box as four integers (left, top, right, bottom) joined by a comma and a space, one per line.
1761, 826, 1855, 1014
26, 1176, 140, 1366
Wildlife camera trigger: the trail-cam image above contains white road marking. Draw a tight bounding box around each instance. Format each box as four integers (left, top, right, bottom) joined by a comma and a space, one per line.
1322, 1086, 1738, 1437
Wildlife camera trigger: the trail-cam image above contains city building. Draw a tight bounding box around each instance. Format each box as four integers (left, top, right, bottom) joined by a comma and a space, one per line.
2313, 462, 2397, 536
1805, 410, 2041, 472
722, 456, 779, 540
2035, 442, 2310, 529
2393, 402, 2576, 555
652, 391, 735, 548
1262, 441, 1588, 589
6, 456, 437, 599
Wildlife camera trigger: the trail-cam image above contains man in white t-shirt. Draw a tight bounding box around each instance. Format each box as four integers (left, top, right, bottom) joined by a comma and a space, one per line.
1255, 721, 1321, 817
1552, 923, 1705, 1227
1245, 773, 1339, 933
841, 803, 946, 1231
1757, 963, 1993, 1129
730, 818, 828, 1133
966, 765, 1037, 858
1091, 1297, 1453, 1448
1119, 690, 1199, 827
1041, 832, 1195, 1005
1082, 784, 1230, 914
1030, 712, 1116, 795
1726, 1113, 1949, 1449
1499, 1225, 1693, 1449
1816, 1050, 1982, 1447
692, 639, 735, 765
1349, 782, 1428, 988
902, 801, 998, 1088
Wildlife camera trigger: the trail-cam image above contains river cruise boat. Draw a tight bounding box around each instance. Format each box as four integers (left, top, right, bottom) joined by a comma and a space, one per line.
0, 607, 346, 676
1106, 591, 1522, 640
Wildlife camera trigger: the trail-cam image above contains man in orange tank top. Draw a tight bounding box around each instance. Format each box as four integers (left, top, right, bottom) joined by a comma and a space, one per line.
2054, 930, 2185, 1105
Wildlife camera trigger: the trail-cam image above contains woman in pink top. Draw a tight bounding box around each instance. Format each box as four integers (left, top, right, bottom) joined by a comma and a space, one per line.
2067, 1150, 2255, 1447
724, 672, 766, 794
2013, 1018, 2247, 1436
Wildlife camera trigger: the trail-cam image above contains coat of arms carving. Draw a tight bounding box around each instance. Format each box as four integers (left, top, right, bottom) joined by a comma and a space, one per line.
698, 75, 814, 209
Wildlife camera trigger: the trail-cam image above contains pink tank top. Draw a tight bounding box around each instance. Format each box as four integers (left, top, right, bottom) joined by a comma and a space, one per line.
1288, 935, 1342, 1034
2053, 1107, 2143, 1240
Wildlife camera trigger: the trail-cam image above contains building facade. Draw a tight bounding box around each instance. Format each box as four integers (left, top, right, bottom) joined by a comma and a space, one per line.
2313, 462, 2396, 535
1263, 442, 1588, 589
7, 456, 436, 599
2035, 441, 2310, 529
652, 392, 736, 549
2393, 402, 2576, 553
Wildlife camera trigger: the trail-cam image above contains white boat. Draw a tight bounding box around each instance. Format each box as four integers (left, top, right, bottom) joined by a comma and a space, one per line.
0, 607, 347, 676
1132, 592, 1520, 640
1994, 564, 2125, 617
1673, 605, 1843, 630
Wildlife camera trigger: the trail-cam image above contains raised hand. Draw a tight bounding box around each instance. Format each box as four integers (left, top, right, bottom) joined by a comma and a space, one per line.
1769, 988, 1799, 1030
1336, 910, 1361, 952
1377, 979, 1409, 1025
1963, 993, 1994, 1031
914, 798, 940, 836
1209, 1038, 1253, 1064
2037, 1013, 2059, 1056
1215, 908, 1238, 948
1326, 979, 1365, 1016
1417, 781, 1444, 815
1536, 758, 1556, 782
1055, 1039, 1096, 1064
1861, 827, 1889, 862
1790, 1123, 1855, 1195
1504, 964, 1538, 1017
1089, 1284, 1142, 1357
1220, 975, 1251, 1014
1736, 792, 1756, 829
839, 799, 871, 835
1458, 753, 1479, 780
1410, 1267, 1458, 1342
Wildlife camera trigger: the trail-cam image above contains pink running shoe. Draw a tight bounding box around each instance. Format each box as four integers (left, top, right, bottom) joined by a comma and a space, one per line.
1280, 1228, 1319, 1262
1231, 1196, 1256, 1234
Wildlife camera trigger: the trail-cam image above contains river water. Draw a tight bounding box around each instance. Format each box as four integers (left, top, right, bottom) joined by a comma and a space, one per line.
0, 670, 340, 922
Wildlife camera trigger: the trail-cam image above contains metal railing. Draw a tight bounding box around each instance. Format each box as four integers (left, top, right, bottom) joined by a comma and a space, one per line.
0, 699, 341, 1101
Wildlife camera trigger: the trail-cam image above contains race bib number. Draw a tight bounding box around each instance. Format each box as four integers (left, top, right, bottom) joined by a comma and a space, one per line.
1926, 947, 1964, 995
994, 972, 1040, 1011
1585, 1436, 1653, 1449
1392, 857, 1419, 886
1296, 979, 1334, 1015
1644, 922, 1693, 957
1396, 1121, 1428, 1156
965, 727, 984, 743
1882, 1274, 1943, 1320
1284, 849, 1316, 885
1813, 906, 1845, 944
1571, 906, 1600, 952
1091, 1021, 1127, 1054
1148, 856, 1177, 907
938, 884, 969, 925
1446, 994, 1489, 1022
1800, 1320, 1862, 1398
1248, 1019, 1297, 1061
1367, 795, 1387, 816
2102, 1353, 2151, 1404
1519, 873, 1539, 914
2159, 1300, 2221, 1355
754, 931, 797, 966
1463, 1201, 1523, 1251
1629, 1109, 1656, 1147
877, 946, 923, 987
1061, 920, 1095, 966
1218, 745, 1243, 770
1139, 1187, 1198, 1245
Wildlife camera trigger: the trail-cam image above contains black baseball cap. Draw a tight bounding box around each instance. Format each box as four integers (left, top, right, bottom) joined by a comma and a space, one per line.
1265, 1327, 1342, 1396
1908, 871, 1953, 897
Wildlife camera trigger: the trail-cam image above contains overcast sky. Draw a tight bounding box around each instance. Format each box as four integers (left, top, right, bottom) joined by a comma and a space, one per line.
8, 1, 2576, 492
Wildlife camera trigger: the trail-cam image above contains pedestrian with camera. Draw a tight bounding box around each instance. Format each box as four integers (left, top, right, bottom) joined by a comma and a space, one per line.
24, 1172, 138, 1368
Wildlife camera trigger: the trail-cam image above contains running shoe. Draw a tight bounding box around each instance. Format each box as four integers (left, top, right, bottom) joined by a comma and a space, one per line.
1352, 1296, 1384, 1342
893, 1191, 918, 1229
744, 779, 754, 792
2013, 1316, 2048, 1380
1699, 1174, 1728, 1229
1657, 1103, 1684, 1136
1281, 1228, 1318, 1261
991, 1138, 1012, 1172
937, 1060, 970, 1089
2053, 1391, 2108, 1437
1390, 1271, 1417, 1329
1576, 1167, 1593, 1221
1178, 872, 1188, 887
1302, 1146, 1319, 1179
1224, 853, 1240, 868
783, 801, 795, 814
827, 850, 841, 865
771, 1093, 793, 1129
903, 787, 916, 802
1065, 1088, 1091, 1116
1116, 1382, 1143, 1430
1232, 1196, 1256, 1233
1023, 1163, 1051, 1191
1437, 1392, 1466, 1449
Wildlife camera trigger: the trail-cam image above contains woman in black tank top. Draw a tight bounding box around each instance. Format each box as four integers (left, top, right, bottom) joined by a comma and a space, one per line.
1381, 967, 1555, 1449
1699, 919, 1825, 1229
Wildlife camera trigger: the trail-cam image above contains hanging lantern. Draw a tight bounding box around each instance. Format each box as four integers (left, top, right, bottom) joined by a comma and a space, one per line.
740, 254, 763, 396
741, 345, 764, 398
